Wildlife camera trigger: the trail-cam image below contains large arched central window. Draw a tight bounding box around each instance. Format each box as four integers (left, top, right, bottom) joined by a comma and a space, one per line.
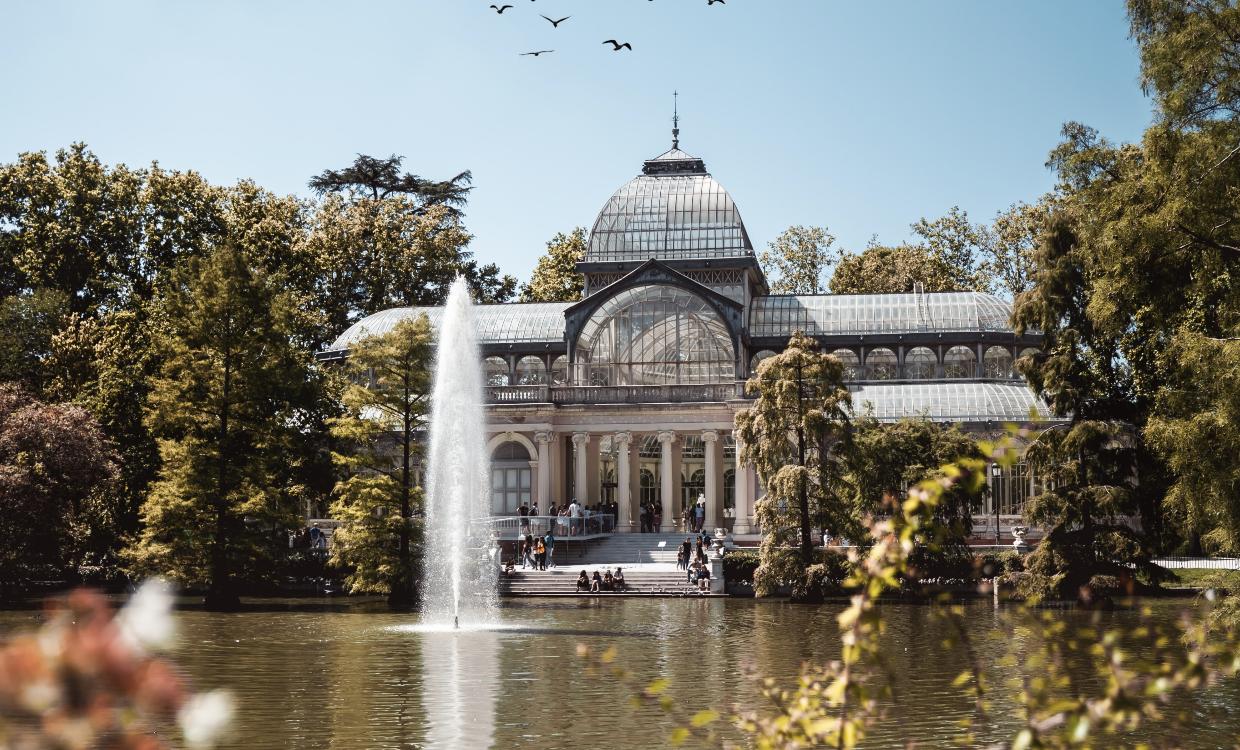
574, 284, 735, 386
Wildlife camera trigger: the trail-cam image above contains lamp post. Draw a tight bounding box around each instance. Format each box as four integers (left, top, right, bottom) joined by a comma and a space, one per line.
991, 462, 1003, 545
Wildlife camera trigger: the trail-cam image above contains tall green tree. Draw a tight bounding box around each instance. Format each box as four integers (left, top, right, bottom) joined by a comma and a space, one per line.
0, 144, 146, 314
828, 242, 959, 294
1014, 218, 1158, 599
908, 206, 994, 292
1015, 0, 1240, 555
759, 225, 835, 294
125, 244, 325, 609
0, 289, 70, 394
328, 317, 433, 605
735, 332, 852, 600
839, 416, 981, 562
982, 197, 1058, 298
306, 154, 516, 330
308, 153, 474, 218
520, 228, 586, 302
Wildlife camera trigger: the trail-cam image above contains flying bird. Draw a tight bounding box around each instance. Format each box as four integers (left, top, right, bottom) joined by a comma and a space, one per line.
541, 14, 570, 27
603, 39, 632, 51
708, 0, 725, 4
520, 50, 555, 56
490, 4, 512, 13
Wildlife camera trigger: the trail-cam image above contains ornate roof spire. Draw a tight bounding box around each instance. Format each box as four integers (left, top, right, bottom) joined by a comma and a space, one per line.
672, 90, 680, 149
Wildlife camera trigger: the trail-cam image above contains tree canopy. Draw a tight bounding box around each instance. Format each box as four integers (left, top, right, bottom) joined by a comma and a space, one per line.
520, 227, 587, 302
759, 225, 835, 294
328, 317, 434, 603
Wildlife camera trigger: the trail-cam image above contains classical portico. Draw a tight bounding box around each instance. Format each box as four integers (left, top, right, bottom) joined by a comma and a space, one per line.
483, 421, 756, 536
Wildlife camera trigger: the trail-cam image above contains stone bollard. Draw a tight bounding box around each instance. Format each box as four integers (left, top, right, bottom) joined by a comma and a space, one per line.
710, 556, 725, 594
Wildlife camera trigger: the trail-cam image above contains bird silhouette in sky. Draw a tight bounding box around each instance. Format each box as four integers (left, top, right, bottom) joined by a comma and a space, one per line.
708, 0, 725, 4
541, 14, 570, 27
603, 39, 632, 51
520, 50, 555, 56
490, 4, 513, 13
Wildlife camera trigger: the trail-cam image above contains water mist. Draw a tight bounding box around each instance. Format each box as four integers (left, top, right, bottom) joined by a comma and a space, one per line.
419, 278, 498, 626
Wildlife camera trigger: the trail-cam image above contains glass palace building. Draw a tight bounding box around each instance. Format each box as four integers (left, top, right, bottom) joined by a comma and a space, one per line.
322, 141, 1055, 538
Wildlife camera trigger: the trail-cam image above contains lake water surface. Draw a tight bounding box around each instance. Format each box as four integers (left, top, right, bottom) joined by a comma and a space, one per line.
2, 597, 1237, 749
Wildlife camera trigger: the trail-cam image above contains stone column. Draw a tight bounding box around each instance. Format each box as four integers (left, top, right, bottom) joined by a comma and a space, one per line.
615, 432, 633, 532
657, 431, 677, 532
732, 429, 753, 534
586, 436, 601, 507
534, 431, 552, 511
702, 431, 719, 532
571, 432, 589, 505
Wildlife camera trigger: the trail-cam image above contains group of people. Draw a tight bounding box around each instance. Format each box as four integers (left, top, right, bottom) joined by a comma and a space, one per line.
677, 533, 714, 591
517, 530, 555, 570
638, 502, 663, 533
576, 568, 626, 593
517, 501, 617, 536
639, 495, 709, 534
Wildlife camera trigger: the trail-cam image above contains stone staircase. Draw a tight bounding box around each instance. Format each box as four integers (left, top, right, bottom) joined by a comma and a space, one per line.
557, 532, 708, 566
499, 567, 709, 597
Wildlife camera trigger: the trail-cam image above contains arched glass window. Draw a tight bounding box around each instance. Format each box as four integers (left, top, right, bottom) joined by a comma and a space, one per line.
904, 347, 936, 380
865, 347, 897, 380
574, 284, 735, 386
490, 441, 531, 514
944, 346, 976, 378
749, 349, 776, 374
830, 349, 860, 380
515, 355, 547, 385
492, 441, 530, 461
983, 346, 1013, 379
640, 468, 660, 507
639, 435, 661, 459
484, 356, 510, 386
550, 355, 569, 386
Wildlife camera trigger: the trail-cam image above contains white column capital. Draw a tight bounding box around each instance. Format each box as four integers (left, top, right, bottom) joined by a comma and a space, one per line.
535, 431, 554, 445
614, 431, 633, 448
701, 430, 719, 444
656, 430, 678, 445
571, 432, 590, 447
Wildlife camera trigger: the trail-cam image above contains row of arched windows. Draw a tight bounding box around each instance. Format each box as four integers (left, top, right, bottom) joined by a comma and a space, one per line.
484, 355, 569, 387
483, 345, 1036, 387
749, 345, 1036, 381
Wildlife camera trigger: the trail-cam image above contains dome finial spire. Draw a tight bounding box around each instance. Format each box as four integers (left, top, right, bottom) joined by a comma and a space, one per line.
672, 90, 680, 149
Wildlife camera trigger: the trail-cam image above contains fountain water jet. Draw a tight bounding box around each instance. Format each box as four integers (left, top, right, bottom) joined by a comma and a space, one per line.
419, 278, 498, 627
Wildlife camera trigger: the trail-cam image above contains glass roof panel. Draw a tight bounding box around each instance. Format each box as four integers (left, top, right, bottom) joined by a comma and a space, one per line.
749, 292, 1015, 335
585, 165, 754, 263
327, 302, 570, 352
847, 382, 1055, 422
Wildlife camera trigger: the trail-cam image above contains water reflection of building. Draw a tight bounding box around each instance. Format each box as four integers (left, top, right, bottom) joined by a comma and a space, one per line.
321, 135, 1059, 538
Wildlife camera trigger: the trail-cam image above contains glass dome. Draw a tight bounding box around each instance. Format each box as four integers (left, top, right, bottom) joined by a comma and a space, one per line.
574, 284, 735, 386
585, 147, 754, 263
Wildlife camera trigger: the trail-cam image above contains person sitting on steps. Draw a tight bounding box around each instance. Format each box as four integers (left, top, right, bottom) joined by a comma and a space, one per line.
576, 570, 590, 592
590, 570, 602, 593
613, 567, 626, 592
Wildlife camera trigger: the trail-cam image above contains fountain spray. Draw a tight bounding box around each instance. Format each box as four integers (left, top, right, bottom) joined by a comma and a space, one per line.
419, 278, 498, 628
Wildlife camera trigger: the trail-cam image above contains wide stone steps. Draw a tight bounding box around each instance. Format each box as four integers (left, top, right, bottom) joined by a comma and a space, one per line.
560, 533, 712, 565
499, 568, 706, 596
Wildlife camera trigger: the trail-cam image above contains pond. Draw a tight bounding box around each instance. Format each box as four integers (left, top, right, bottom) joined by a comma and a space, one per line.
2, 597, 1238, 748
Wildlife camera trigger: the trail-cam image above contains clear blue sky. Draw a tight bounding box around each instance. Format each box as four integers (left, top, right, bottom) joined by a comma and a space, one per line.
1, 1, 1151, 281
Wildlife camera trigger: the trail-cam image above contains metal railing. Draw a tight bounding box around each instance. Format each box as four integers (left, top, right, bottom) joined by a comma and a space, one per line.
484, 383, 743, 405
473, 513, 616, 539
1152, 557, 1240, 570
